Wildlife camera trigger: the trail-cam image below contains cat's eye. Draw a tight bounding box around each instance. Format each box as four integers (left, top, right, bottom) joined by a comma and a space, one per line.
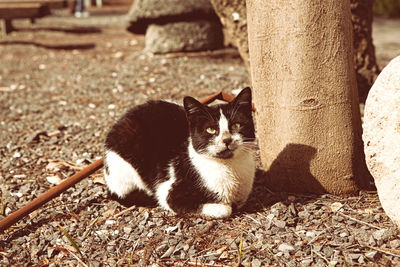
206, 127, 217, 135
231, 123, 241, 131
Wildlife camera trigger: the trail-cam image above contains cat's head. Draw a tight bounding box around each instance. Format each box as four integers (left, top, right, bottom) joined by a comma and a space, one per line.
183, 87, 256, 159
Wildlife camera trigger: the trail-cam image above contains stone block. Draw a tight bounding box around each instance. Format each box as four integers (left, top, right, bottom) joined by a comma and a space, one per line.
145, 20, 223, 53
127, 0, 217, 34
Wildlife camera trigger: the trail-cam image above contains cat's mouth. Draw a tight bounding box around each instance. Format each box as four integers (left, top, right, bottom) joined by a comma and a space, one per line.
216, 149, 234, 159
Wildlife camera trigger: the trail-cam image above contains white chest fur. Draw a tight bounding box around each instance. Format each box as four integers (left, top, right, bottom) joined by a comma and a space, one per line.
188, 141, 255, 206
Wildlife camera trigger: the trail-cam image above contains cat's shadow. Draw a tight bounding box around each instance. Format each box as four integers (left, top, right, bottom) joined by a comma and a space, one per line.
109, 190, 157, 208
240, 143, 324, 215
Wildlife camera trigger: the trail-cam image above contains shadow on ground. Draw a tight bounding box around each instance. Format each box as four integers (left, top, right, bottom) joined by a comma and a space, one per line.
15, 26, 102, 34
0, 40, 95, 50
239, 143, 325, 216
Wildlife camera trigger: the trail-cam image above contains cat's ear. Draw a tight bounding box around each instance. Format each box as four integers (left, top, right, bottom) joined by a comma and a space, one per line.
232, 87, 252, 112
183, 96, 205, 116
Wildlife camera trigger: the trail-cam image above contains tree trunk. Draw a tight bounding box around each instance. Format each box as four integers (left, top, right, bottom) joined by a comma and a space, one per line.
246, 0, 372, 194
207, 0, 250, 73
210, 0, 380, 103
350, 0, 380, 103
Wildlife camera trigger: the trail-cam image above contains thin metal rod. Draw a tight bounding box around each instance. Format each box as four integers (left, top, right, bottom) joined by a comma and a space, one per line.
0, 91, 251, 233
200, 91, 256, 111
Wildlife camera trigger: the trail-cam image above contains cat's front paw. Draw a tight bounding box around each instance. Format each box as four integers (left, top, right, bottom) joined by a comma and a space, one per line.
201, 203, 232, 218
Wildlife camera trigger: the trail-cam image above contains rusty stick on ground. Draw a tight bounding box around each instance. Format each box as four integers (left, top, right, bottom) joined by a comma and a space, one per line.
0, 91, 251, 233
0, 158, 104, 233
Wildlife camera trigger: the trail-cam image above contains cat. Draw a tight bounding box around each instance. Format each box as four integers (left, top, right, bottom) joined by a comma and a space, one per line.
104, 87, 256, 218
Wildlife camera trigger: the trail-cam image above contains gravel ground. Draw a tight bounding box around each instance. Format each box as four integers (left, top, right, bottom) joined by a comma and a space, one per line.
1, 7, 400, 266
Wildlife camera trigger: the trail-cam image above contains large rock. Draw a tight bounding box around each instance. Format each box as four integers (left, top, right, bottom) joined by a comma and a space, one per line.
145, 21, 223, 53
363, 55, 400, 228
127, 0, 218, 34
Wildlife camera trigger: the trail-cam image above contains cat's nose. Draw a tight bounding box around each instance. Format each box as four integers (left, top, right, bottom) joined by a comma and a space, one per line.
223, 137, 233, 146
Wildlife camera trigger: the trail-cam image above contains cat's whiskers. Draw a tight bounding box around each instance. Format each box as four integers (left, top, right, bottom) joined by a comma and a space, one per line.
229, 102, 241, 122
242, 137, 256, 141
242, 140, 258, 145
244, 138, 258, 143
240, 143, 259, 151
241, 140, 258, 146
239, 147, 257, 154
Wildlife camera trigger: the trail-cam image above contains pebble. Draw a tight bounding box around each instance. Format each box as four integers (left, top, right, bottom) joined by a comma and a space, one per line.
301, 258, 313, 266
46, 175, 62, 185
165, 225, 179, 233
339, 232, 348, 238
373, 228, 395, 243
306, 231, 316, 238
365, 250, 378, 259
123, 227, 132, 234
12, 174, 27, 179
250, 259, 261, 267
10, 192, 23, 198
330, 260, 339, 266
161, 246, 176, 258
278, 243, 295, 253
298, 210, 310, 218
322, 246, 334, 258
313, 245, 322, 252
348, 253, 363, 260
390, 239, 400, 249
274, 219, 286, 228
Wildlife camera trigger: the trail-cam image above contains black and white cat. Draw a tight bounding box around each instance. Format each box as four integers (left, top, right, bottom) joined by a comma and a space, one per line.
104, 87, 256, 218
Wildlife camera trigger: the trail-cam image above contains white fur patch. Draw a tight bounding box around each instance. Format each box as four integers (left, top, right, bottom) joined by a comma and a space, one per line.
201, 203, 232, 218
155, 163, 176, 212
208, 110, 236, 155
104, 150, 151, 198
188, 139, 255, 206
218, 110, 229, 135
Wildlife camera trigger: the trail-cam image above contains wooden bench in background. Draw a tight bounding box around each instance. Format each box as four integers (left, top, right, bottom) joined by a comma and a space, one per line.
0, 0, 67, 36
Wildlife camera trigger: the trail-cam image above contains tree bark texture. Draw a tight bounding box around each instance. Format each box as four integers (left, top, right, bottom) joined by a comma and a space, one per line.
209, 0, 380, 102
208, 0, 249, 73
208, 0, 250, 72
350, 0, 380, 103
246, 0, 372, 194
